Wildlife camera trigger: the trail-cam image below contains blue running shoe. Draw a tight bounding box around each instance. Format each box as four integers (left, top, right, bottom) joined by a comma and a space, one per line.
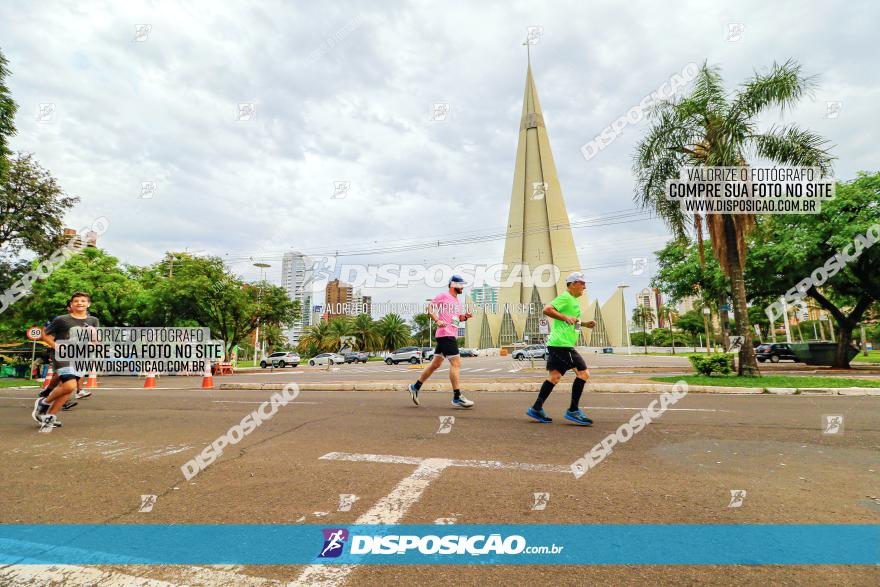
408, 383, 420, 406
564, 409, 593, 426
526, 407, 552, 423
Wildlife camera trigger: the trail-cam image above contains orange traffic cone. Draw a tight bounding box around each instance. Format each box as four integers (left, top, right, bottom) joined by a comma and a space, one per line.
201, 364, 214, 389
84, 371, 98, 388
41, 365, 55, 390
144, 372, 157, 388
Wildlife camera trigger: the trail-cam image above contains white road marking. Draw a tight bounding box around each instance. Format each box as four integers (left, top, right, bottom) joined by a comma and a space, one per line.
211, 400, 319, 405
0, 563, 278, 586
581, 406, 728, 412
489, 368, 502, 372
290, 452, 570, 586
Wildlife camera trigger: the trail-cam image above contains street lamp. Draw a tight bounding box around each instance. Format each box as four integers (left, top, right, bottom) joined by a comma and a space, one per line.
253, 262, 271, 363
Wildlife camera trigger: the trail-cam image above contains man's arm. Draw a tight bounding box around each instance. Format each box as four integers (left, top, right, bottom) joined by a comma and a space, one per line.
543, 304, 578, 325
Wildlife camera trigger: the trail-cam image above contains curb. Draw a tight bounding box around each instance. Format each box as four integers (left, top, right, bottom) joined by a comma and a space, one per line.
218, 382, 880, 396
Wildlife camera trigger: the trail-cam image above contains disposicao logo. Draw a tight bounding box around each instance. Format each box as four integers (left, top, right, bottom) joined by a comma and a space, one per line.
318, 528, 349, 558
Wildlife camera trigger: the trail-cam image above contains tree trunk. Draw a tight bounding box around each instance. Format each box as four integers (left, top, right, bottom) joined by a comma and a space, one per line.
833, 322, 855, 368
722, 216, 760, 376
719, 294, 731, 351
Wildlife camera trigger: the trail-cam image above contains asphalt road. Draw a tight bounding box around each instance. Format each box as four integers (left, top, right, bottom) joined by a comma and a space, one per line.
49, 353, 880, 391
1, 383, 877, 586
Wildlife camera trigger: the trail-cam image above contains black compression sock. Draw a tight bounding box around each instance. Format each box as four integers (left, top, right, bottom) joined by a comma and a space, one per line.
453, 389, 461, 400
413, 380, 423, 390
570, 378, 586, 412
533, 380, 555, 410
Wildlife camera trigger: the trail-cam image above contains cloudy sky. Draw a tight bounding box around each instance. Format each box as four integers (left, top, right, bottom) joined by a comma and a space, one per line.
2, 0, 876, 313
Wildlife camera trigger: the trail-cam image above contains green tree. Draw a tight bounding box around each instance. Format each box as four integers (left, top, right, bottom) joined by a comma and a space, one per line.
350, 313, 380, 352
0, 152, 79, 258
675, 309, 707, 344
326, 316, 353, 352
410, 313, 432, 346
298, 320, 335, 355
0, 48, 17, 182
745, 172, 880, 366
632, 306, 655, 354
376, 313, 411, 352
133, 254, 299, 353
634, 60, 835, 375
659, 302, 679, 354
0, 248, 138, 340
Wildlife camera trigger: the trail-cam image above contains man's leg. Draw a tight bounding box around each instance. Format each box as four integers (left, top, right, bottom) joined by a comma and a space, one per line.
409, 355, 444, 405
448, 355, 472, 407
46, 378, 78, 415
563, 350, 593, 425
569, 368, 590, 412
418, 354, 445, 384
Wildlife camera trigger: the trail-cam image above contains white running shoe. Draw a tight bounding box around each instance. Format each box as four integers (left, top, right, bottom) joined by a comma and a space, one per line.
39, 414, 60, 433
75, 389, 92, 399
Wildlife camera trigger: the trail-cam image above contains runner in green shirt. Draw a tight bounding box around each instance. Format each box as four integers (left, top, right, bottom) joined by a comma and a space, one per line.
526, 272, 595, 426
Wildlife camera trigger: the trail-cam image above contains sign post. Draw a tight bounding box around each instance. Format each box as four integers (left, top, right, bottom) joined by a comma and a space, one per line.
26, 326, 42, 380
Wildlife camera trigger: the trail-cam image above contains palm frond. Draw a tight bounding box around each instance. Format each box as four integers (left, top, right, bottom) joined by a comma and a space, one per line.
750, 124, 836, 176
729, 59, 817, 123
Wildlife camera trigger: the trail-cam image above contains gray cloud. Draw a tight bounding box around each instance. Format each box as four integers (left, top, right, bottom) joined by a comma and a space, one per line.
1, 0, 876, 311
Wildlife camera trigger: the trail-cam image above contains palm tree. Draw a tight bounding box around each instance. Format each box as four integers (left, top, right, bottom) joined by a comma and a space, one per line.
298, 320, 335, 354
376, 313, 411, 352
351, 313, 380, 352
660, 302, 679, 354
632, 306, 655, 354
634, 60, 834, 376
326, 316, 353, 351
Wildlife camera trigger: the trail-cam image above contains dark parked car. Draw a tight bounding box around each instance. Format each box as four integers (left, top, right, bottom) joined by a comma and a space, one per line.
755, 343, 798, 363
459, 348, 478, 357
344, 351, 369, 363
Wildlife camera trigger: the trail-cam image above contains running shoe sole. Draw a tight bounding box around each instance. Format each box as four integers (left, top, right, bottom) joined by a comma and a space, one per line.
526, 408, 552, 423
564, 412, 593, 426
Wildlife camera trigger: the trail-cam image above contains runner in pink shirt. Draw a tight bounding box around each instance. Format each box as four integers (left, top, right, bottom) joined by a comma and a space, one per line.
408, 275, 474, 408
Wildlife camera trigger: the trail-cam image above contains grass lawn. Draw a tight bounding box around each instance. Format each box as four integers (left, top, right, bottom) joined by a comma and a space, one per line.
651, 374, 880, 388
0, 378, 41, 388
852, 350, 880, 364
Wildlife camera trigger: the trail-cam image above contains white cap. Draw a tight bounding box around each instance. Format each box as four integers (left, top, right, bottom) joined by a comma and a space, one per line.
566, 271, 586, 284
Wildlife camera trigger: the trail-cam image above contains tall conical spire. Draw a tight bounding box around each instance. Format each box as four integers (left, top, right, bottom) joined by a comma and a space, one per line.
497, 62, 586, 320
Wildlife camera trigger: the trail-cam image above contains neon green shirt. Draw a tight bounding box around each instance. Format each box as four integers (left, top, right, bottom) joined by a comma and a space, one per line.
547, 291, 580, 347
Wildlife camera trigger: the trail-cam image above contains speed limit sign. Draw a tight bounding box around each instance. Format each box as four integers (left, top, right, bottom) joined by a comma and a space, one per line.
26, 326, 43, 341
538, 318, 549, 335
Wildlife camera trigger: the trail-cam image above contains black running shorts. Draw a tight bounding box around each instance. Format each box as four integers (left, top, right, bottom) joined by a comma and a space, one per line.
546, 346, 587, 375
434, 336, 459, 358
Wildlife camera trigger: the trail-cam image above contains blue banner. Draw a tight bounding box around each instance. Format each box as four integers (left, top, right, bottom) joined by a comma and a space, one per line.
0, 524, 876, 565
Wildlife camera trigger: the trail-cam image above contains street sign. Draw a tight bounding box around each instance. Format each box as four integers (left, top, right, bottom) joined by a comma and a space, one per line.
538, 318, 549, 335
26, 326, 42, 341
720, 304, 731, 312
728, 335, 745, 353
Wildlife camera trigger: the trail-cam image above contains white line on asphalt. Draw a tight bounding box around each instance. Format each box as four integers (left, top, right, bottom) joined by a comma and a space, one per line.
211, 401, 320, 404
489, 368, 501, 372
291, 452, 571, 585
581, 406, 728, 412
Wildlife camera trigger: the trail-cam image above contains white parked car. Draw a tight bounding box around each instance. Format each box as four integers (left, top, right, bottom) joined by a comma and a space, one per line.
308, 353, 345, 366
